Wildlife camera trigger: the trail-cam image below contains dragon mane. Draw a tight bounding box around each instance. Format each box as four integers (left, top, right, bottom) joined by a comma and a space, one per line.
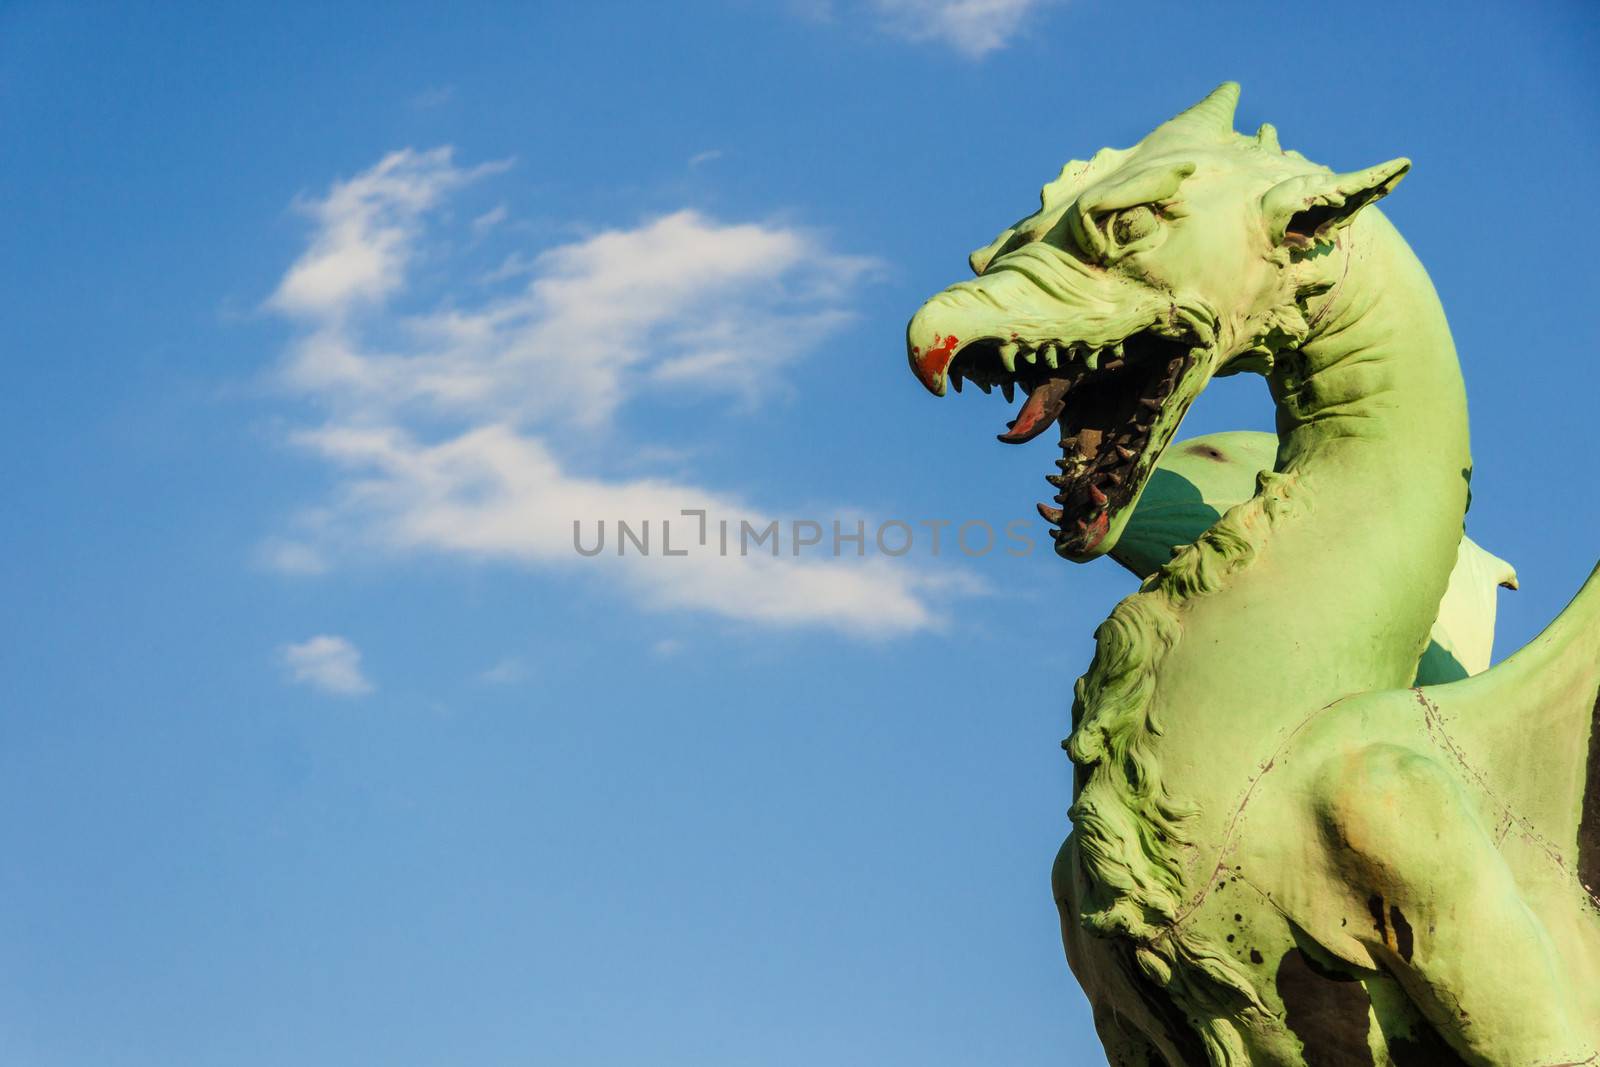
1067, 467, 1306, 1064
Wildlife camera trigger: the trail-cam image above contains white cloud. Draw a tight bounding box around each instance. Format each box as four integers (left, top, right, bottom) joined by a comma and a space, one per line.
868, 0, 1049, 57
281, 635, 374, 696
254, 538, 329, 576
411, 85, 456, 109
479, 250, 538, 284
293, 422, 963, 635
269, 147, 506, 319
478, 656, 528, 685
278, 206, 875, 423
262, 148, 970, 636
471, 203, 508, 236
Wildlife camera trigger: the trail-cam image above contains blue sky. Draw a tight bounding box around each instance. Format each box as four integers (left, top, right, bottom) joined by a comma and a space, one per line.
1, 2, 1596, 1064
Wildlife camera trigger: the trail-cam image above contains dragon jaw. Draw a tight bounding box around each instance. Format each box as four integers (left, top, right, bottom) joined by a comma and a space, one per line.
906, 249, 1219, 562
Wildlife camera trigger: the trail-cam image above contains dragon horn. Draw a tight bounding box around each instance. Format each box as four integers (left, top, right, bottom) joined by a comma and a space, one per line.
1153, 81, 1240, 141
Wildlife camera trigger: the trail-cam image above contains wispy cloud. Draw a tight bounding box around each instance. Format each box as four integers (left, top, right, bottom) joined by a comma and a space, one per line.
294, 423, 962, 634
274, 153, 874, 419
857, 0, 1052, 57
270, 148, 507, 319
281, 635, 374, 696
471, 203, 508, 236
410, 85, 456, 109
255, 538, 329, 576
478, 656, 528, 685
262, 148, 968, 636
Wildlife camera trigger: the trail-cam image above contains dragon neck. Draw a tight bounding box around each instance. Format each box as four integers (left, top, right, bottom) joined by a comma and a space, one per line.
1260, 207, 1473, 680
1064, 212, 1472, 1031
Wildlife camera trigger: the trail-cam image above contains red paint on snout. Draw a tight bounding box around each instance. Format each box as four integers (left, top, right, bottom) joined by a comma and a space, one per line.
914, 334, 959, 392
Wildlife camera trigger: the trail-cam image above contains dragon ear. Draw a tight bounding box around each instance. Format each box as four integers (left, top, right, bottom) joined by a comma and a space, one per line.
1260, 158, 1411, 246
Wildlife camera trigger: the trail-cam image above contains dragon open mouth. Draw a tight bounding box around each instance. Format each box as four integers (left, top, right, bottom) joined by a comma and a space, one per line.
912, 321, 1212, 560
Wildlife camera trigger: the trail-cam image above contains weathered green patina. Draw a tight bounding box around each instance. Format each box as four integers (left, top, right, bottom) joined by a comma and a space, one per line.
1119, 431, 1518, 686
907, 84, 1600, 1065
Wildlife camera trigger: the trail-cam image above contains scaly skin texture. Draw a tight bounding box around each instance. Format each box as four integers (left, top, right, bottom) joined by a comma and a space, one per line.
905, 84, 1600, 1065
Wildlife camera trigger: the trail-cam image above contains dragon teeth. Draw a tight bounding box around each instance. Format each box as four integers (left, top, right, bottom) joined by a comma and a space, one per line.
1002, 380, 1015, 403
998, 341, 1019, 373
1041, 343, 1059, 369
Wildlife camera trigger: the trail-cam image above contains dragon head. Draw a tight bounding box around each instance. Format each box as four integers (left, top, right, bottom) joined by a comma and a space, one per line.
907, 82, 1409, 560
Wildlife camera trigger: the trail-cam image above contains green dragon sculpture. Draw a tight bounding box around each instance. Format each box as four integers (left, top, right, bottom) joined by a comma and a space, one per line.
905, 83, 1600, 1066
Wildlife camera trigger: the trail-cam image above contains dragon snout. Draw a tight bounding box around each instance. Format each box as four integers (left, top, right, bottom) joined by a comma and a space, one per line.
906, 292, 982, 397
907, 271, 1048, 396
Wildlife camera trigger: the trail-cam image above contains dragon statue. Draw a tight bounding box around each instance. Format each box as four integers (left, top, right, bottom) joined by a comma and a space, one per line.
905, 83, 1600, 1066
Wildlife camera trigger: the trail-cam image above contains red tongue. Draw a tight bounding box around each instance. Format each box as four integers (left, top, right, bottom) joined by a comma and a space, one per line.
997, 378, 1072, 444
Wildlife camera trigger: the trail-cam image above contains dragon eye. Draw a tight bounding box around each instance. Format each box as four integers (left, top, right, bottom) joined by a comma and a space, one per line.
1112, 205, 1158, 245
